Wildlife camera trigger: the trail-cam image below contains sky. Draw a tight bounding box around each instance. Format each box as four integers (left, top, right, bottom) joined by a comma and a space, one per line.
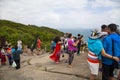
0, 0, 120, 29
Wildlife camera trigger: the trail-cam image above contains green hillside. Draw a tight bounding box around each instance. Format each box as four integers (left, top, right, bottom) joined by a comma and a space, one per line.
0, 20, 64, 51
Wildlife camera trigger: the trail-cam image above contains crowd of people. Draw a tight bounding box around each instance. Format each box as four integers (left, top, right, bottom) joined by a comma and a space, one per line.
0, 39, 23, 69
0, 23, 120, 80
49, 32, 87, 67
49, 23, 120, 80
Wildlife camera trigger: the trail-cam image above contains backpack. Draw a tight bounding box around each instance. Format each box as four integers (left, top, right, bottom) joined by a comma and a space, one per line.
12, 50, 22, 60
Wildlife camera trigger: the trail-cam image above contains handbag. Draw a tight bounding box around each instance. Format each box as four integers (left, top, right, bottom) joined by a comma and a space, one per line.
12, 61, 17, 68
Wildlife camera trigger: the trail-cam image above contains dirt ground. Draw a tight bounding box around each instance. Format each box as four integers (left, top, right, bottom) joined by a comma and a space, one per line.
0, 49, 102, 80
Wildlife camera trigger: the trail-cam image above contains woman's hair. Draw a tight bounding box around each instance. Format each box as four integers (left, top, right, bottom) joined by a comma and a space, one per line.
53, 36, 60, 43
77, 34, 80, 36
101, 25, 107, 30
68, 33, 72, 38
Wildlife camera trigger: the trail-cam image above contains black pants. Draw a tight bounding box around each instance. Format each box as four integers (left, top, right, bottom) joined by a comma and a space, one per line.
102, 63, 114, 80
8, 57, 12, 66
14, 59, 20, 69
77, 45, 80, 54
68, 51, 74, 65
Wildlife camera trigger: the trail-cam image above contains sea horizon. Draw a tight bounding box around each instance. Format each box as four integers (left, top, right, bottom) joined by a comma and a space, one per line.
59, 28, 94, 42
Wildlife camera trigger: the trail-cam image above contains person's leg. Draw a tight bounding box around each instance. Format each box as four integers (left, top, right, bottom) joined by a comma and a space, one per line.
18, 59, 20, 69
68, 51, 74, 67
57, 51, 61, 62
77, 45, 80, 55
14, 60, 18, 69
88, 61, 99, 80
102, 64, 110, 80
9, 57, 12, 66
68, 51, 72, 65
15, 59, 20, 69
109, 65, 114, 80
90, 74, 96, 80
1, 55, 6, 65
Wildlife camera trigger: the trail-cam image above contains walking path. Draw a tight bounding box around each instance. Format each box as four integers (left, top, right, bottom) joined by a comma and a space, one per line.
0, 52, 102, 80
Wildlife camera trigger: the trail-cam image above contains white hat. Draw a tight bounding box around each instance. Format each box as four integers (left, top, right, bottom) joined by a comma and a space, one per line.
90, 32, 108, 39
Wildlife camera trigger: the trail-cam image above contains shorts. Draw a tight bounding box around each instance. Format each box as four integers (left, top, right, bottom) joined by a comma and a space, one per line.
102, 63, 114, 79
87, 60, 99, 75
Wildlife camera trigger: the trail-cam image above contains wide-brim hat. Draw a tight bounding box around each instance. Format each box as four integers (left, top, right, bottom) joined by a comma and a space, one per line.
90, 32, 108, 39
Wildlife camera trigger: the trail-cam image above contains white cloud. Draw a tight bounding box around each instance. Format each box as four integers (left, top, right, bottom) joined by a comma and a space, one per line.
0, 0, 120, 29
91, 0, 120, 8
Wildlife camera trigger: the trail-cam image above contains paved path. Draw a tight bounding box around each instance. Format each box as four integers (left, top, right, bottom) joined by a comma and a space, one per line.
0, 52, 102, 80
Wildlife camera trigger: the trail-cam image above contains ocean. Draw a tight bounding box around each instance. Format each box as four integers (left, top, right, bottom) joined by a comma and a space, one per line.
59, 28, 94, 42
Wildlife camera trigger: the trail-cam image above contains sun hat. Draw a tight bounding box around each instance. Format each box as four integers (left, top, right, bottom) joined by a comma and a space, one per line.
90, 32, 108, 39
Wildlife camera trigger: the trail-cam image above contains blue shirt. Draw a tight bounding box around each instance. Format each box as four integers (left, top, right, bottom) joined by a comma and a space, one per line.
102, 33, 120, 65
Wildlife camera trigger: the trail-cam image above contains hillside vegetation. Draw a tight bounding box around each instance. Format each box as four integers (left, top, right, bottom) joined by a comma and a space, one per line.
0, 20, 64, 51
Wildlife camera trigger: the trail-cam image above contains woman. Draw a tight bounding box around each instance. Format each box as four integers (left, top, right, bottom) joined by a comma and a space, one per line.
6, 45, 12, 66
50, 36, 61, 63
37, 37, 42, 51
67, 33, 79, 68
0, 47, 6, 65
87, 31, 119, 80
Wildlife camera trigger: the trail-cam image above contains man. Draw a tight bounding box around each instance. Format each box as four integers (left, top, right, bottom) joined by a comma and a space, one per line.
12, 46, 22, 69
101, 25, 108, 32
77, 34, 81, 55
102, 24, 120, 80
17, 39, 22, 50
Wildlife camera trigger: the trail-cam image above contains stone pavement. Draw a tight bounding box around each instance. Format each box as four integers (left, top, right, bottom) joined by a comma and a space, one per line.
0, 52, 102, 80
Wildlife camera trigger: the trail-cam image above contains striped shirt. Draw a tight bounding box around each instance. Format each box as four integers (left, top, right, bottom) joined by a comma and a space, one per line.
87, 51, 100, 63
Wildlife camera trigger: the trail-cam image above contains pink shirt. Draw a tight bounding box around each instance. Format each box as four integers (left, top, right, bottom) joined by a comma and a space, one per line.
68, 39, 74, 51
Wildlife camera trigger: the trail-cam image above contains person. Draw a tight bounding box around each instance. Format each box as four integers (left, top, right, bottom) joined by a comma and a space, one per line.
101, 24, 108, 40
50, 36, 61, 63
6, 45, 12, 66
12, 46, 22, 69
0, 47, 6, 65
17, 39, 22, 50
87, 31, 119, 80
37, 37, 42, 51
77, 34, 81, 55
80, 35, 85, 53
101, 24, 108, 32
99, 24, 108, 72
102, 23, 120, 80
67, 33, 79, 68
50, 40, 56, 53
